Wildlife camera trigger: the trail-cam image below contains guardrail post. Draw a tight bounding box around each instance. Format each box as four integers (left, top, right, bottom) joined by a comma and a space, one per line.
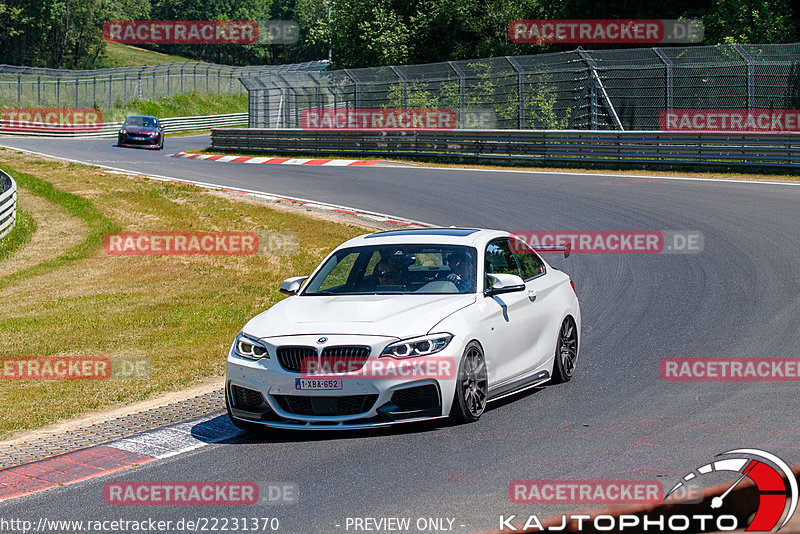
732, 44, 754, 111
506, 56, 525, 129
653, 48, 673, 112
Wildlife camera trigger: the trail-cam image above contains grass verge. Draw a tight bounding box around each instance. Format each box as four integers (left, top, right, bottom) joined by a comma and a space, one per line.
0, 149, 366, 439
103, 92, 248, 122
100, 43, 196, 67
0, 207, 36, 262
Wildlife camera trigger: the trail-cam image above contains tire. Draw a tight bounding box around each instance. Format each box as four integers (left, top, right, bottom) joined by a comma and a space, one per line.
225, 387, 265, 434
158, 139, 164, 150
551, 317, 578, 383
449, 341, 488, 424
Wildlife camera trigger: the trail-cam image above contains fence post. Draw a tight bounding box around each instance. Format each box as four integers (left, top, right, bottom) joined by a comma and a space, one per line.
577, 47, 623, 130
180, 64, 184, 93
506, 56, 525, 129
344, 69, 359, 109
653, 47, 673, 112
57, 76, 61, 107
153, 67, 157, 98
389, 66, 407, 109
37, 75, 41, 105
732, 44, 754, 111
75, 78, 79, 108
448, 61, 466, 129
123, 71, 127, 102
17, 74, 21, 107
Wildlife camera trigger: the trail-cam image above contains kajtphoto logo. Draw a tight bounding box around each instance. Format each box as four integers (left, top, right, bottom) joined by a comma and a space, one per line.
499, 449, 798, 532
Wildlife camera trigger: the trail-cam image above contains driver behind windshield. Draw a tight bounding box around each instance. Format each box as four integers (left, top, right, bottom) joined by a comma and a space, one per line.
445, 251, 474, 292
375, 260, 406, 287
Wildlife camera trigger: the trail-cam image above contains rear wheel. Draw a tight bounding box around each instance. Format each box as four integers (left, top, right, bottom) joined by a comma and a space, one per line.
449, 341, 488, 424
551, 317, 578, 383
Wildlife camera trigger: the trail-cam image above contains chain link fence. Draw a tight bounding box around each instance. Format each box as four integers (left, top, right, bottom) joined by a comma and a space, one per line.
0, 61, 327, 110
241, 43, 800, 130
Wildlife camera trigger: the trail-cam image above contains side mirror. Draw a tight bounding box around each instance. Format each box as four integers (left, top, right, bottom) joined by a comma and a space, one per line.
279, 276, 308, 295
484, 273, 526, 297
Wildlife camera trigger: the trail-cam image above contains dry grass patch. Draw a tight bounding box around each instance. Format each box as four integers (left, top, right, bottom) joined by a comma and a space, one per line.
0, 149, 369, 439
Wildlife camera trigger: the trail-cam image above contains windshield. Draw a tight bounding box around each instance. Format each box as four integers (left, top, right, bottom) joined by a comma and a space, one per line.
126, 116, 158, 127
303, 244, 477, 295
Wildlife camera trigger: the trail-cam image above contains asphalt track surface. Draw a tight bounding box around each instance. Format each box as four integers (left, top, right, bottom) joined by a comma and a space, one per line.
1, 135, 799, 533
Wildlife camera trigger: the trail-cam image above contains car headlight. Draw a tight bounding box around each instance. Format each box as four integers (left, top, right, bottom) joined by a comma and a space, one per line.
380, 333, 453, 358
234, 332, 269, 360
119, 128, 126, 134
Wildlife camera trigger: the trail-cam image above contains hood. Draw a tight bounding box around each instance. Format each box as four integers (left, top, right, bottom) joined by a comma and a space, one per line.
124, 126, 158, 134
244, 293, 476, 340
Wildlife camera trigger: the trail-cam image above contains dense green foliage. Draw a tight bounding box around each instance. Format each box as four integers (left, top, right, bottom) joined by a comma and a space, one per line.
0, 0, 797, 69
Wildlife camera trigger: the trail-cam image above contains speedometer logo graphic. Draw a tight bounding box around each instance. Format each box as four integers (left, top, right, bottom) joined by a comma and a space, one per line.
666, 449, 798, 532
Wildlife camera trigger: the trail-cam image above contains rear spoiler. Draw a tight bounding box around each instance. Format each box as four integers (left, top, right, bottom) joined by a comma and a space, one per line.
533, 243, 571, 258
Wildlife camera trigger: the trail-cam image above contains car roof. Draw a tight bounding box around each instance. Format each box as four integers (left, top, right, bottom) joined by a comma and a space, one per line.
125, 115, 158, 120
338, 227, 509, 248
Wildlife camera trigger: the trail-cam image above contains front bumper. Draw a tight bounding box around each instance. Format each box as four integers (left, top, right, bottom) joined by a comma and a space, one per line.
118, 133, 161, 148
225, 334, 459, 430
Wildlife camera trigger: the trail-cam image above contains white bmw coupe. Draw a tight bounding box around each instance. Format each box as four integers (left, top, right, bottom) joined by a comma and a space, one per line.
226, 228, 580, 431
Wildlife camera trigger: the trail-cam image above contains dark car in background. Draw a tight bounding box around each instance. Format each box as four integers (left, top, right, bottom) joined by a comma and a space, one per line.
117, 115, 164, 150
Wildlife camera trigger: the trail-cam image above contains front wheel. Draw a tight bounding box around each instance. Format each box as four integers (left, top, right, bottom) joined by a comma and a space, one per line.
551, 317, 578, 383
449, 341, 488, 424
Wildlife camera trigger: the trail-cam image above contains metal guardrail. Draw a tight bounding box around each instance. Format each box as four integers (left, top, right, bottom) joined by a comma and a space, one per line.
211, 128, 800, 171
0, 169, 17, 240
0, 112, 248, 138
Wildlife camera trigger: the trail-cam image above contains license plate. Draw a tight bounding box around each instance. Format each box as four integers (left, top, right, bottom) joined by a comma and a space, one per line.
295, 378, 343, 390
